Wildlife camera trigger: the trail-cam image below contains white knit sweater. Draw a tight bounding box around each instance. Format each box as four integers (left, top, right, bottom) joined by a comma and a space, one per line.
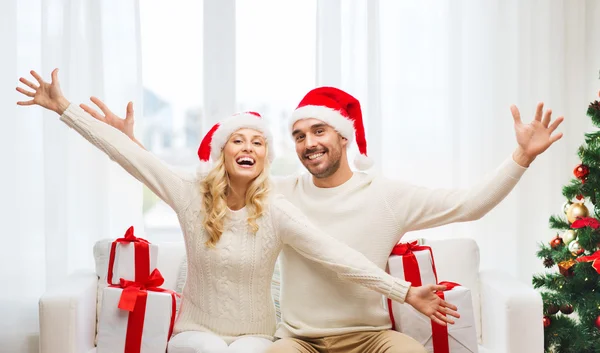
273, 157, 527, 338
59, 104, 411, 343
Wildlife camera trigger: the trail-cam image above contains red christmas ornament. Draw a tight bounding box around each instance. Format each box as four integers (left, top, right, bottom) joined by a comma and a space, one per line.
550, 235, 563, 249
560, 304, 574, 315
595, 315, 600, 329
574, 164, 590, 182
546, 304, 559, 315
543, 316, 551, 328
576, 194, 584, 200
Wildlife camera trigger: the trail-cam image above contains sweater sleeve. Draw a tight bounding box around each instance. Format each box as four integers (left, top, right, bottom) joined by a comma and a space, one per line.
386, 156, 527, 233
271, 195, 411, 303
60, 103, 197, 213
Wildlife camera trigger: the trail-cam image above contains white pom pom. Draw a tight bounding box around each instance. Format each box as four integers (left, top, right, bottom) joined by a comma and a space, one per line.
354, 154, 374, 170
196, 161, 213, 176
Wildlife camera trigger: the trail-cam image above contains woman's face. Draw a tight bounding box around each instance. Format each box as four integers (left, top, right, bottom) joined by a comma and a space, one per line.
222, 128, 267, 183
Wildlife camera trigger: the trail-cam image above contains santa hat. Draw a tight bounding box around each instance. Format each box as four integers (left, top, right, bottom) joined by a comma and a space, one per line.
290, 87, 373, 170
197, 111, 274, 164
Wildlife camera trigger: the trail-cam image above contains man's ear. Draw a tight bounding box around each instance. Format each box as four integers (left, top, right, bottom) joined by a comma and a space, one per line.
340, 135, 349, 148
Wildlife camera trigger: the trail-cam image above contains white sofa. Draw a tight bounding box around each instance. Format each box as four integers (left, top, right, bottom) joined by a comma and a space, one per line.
38, 238, 543, 353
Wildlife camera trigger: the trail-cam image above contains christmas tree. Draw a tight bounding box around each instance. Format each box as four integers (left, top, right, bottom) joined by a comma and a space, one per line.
533, 96, 600, 353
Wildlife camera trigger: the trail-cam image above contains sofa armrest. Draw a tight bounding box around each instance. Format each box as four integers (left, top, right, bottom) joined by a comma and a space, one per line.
39, 270, 98, 353
479, 269, 543, 353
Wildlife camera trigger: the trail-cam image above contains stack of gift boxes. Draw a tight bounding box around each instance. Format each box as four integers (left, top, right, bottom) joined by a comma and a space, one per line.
387, 241, 479, 353
96, 226, 178, 353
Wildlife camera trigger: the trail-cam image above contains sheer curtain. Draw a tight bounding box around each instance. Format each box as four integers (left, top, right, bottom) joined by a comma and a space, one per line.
321, 0, 600, 282
0, 1, 142, 352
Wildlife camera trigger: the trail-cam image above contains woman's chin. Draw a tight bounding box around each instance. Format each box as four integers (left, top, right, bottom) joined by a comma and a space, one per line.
228, 166, 260, 181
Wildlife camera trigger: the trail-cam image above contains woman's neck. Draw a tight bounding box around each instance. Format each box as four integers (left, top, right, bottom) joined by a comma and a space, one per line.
227, 179, 249, 210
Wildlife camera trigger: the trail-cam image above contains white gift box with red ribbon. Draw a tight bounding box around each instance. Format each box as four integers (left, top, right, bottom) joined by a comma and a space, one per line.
391, 282, 478, 353
97, 269, 177, 353
107, 226, 159, 285
387, 241, 438, 332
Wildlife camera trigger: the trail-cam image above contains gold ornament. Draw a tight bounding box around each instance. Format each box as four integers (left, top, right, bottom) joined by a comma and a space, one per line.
566, 203, 589, 223
561, 229, 577, 244
558, 259, 576, 276
568, 240, 584, 256
563, 201, 573, 215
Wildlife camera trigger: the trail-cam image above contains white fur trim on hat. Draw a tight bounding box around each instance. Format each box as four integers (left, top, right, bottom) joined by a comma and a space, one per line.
210, 113, 275, 162
290, 105, 355, 143
354, 153, 374, 170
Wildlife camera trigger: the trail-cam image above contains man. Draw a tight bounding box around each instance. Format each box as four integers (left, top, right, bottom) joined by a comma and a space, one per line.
264, 87, 562, 353
81, 87, 563, 352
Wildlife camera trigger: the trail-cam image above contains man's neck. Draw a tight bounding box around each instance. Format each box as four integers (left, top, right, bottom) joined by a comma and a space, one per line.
312, 167, 353, 188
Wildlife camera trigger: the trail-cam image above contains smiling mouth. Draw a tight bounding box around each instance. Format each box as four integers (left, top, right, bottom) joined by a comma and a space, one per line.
305, 151, 325, 161
236, 157, 255, 167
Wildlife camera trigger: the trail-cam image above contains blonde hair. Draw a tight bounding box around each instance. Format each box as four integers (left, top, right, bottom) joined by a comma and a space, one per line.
199, 147, 271, 247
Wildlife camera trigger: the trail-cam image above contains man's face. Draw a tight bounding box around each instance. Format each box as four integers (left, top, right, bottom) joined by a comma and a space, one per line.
292, 118, 347, 178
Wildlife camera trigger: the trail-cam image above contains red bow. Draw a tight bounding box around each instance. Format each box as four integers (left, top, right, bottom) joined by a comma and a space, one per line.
571, 217, 600, 230
115, 268, 166, 312
117, 226, 150, 244
576, 250, 600, 274
391, 240, 425, 256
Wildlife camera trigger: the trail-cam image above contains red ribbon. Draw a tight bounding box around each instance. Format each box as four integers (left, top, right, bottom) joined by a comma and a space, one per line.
431, 281, 461, 353
110, 268, 179, 353
387, 241, 439, 330
107, 226, 151, 284
576, 250, 600, 274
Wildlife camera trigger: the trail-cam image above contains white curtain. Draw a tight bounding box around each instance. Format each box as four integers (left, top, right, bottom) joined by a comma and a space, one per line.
320, 0, 600, 283
0, 0, 142, 352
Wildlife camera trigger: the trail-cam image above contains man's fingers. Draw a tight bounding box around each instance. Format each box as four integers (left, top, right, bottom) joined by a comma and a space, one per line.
510, 105, 522, 125
17, 100, 35, 106
534, 102, 544, 122
549, 132, 564, 144
548, 116, 564, 133
431, 285, 447, 292
431, 314, 448, 326
542, 109, 552, 127
440, 300, 458, 312
434, 311, 455, 325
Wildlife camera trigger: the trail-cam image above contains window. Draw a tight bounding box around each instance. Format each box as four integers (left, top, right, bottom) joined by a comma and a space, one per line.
140, 0, 203, 239
140, 1, 317, 239
236, 0, 317, 176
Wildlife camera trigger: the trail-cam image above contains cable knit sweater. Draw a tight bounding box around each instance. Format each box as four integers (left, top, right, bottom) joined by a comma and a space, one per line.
273, 157, 527, 338
59, 104, 412, 343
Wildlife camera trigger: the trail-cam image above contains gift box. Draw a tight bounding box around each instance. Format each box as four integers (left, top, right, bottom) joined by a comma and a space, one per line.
390, 282, 478, 353
107, 226, 158, 285
387, 241, 438, 331
388, 241, 438, 286
97, 269, 177, 353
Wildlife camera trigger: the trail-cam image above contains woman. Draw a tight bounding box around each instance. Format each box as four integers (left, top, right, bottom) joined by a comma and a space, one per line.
16, 69, 458, 353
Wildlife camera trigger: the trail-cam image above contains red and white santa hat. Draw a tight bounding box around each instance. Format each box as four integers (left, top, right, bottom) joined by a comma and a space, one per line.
197, 111, 274, 163
290, 87, 373, 170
